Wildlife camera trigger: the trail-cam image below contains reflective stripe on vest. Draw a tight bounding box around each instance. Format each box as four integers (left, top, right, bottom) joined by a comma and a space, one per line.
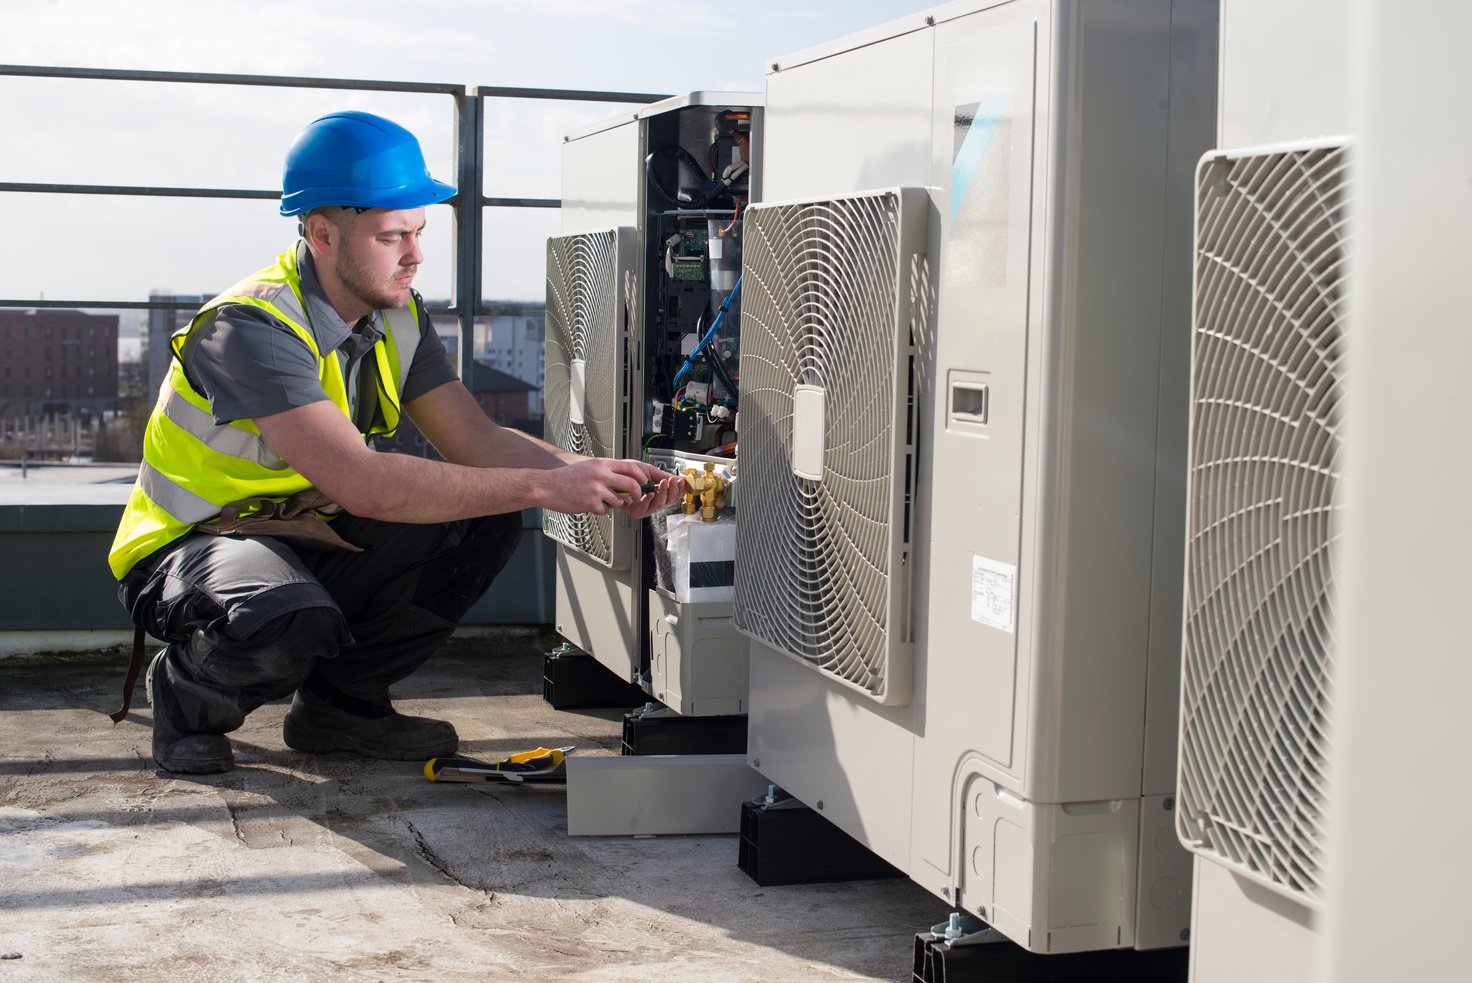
107, 246, 422, 579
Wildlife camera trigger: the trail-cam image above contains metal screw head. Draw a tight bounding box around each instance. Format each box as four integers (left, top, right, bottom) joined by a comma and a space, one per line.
1164, 796, 1176, 811
1180, 928, 1191, 942
940, 885, 950, 897
752, 757, 760, 768
925, 15, 936, 25
815, 800, 824, 810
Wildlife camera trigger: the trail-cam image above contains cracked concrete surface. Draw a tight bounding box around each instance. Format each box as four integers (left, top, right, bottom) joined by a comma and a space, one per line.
0, 629, 949, 981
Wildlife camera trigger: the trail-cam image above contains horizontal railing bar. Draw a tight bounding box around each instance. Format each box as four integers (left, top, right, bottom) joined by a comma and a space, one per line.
484, 196, 560, 209
1, 182, 279, 200
0, 64, 461, 94
475, 85, 669, 103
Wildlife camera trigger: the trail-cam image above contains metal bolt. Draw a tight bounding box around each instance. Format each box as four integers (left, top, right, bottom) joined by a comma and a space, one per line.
940, 885, 950, 898
944, 912, 963, 940
752, 757, 760, 768
770, 62, 780, 73
925, 15, 936, 26
1164, 796, 1175, 811
815, 800, 824, 810
1180, 928, 1191, 942
764, 784, 777, 806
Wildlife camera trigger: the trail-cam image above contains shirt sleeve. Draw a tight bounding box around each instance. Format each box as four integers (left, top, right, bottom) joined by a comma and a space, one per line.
180, 304, 329, 425
400, 299, 458, 403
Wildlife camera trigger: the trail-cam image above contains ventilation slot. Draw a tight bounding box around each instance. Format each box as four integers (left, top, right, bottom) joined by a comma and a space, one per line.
733, 188, 927, 705
1179, 142, 1349, 907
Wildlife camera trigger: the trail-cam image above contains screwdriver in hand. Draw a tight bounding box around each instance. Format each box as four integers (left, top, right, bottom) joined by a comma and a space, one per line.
617, 479, 662, 499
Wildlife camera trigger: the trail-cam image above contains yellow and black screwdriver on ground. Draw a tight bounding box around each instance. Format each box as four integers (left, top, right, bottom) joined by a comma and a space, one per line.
424, 746, 575, 784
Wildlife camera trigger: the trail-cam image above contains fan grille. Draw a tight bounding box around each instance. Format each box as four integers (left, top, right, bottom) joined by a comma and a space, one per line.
1179, 143, 1349, 905
543, 230, 621, 565
733, 190, 923, 703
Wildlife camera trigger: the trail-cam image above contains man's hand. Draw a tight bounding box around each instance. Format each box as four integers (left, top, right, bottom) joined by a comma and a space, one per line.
539, 458, 683, 518
621, 470, 685, 520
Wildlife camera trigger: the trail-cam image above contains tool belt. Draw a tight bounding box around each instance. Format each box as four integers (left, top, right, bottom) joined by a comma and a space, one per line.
194, 488, 363, 552
109, 489, 361, 724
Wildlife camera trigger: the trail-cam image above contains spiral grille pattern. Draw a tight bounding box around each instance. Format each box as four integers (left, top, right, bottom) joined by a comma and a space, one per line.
733, 190, 923, 704
543, 230, 621, 566
1179, 144, 1349, 905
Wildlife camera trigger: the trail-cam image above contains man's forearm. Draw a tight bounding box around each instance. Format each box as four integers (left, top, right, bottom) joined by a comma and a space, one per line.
345, 451, 549, 522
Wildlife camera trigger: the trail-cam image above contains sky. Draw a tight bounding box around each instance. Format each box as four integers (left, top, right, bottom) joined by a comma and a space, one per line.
2, 0, 935, 308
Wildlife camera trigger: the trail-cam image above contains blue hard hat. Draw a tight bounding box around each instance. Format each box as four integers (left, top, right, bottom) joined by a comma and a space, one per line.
279, 110, 457, 217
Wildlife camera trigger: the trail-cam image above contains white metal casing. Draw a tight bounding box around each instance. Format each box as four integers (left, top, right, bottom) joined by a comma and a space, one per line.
1316, 3, 1472, 980
744, 0, 1216, 954
1177, 2, 1353, 979
554, 116, 641, 677
554, 94, 762, 694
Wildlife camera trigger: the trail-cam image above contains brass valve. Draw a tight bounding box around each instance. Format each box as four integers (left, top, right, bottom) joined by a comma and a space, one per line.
682, 461, 729, 522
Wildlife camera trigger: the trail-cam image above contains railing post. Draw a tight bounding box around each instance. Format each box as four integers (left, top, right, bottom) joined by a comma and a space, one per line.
453, 88, 484, 382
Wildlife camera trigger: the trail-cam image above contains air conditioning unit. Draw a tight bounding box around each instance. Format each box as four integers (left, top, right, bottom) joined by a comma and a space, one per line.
738, 0, 1217, 954
549, 93, 762, 714
1174, 1, 1355, 981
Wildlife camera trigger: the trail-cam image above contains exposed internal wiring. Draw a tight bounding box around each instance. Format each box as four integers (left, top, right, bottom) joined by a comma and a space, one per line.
673, 276, 742, 390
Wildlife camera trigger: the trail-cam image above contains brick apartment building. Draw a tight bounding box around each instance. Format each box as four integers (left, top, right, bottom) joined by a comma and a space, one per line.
0, 308, 120, 418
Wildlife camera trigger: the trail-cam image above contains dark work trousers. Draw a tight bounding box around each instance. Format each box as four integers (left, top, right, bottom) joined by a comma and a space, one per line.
118, 511, 522, 743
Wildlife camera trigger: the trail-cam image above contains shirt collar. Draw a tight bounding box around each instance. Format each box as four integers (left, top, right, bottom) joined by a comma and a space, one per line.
294, 241, 384, 353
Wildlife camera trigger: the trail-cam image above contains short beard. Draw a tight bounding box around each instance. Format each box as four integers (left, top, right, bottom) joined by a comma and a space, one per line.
335, 242, 408, 312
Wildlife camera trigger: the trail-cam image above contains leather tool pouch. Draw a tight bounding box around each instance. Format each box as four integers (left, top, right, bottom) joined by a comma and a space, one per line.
194, 488, 363, 553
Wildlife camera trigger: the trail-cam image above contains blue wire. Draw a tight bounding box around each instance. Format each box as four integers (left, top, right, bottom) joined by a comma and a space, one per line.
672, 276, 742, 390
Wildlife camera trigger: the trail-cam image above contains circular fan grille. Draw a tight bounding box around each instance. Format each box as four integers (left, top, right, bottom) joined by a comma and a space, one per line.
542, 230, 618, 565
734, 192, 911, 699
1179, 144, 1349, 904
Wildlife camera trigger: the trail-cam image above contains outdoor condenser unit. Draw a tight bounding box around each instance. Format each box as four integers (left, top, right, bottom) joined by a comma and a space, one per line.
548, 93, 762, 714
737, 0, 1217, 954
1175, 1, 1354, 980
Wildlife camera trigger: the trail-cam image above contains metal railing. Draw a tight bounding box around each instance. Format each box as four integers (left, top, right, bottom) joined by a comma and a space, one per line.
0, 64, 667, 377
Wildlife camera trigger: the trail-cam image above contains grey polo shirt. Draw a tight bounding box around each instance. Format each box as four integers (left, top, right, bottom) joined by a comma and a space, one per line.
178, 242, 456, 432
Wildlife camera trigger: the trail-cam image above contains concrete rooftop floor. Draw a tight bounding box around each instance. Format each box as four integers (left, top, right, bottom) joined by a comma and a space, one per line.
0, 628, 950, 982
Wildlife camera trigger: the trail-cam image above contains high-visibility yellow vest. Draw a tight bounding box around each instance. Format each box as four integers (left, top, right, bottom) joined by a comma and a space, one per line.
108, 246, 421, 579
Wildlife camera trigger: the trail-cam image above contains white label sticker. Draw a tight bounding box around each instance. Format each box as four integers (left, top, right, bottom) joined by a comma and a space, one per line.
971, 554, 1016, 633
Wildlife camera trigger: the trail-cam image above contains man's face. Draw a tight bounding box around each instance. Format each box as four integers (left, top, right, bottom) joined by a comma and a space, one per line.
332, 207, 427, 312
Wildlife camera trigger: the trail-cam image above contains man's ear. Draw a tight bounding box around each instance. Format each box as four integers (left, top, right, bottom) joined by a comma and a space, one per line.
302, 212, 335, 253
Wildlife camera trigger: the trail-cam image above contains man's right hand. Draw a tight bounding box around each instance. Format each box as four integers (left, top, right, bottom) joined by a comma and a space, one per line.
538, 458, 676, 516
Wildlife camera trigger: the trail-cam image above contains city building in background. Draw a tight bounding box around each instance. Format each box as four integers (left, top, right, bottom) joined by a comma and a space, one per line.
145, 293, 208, 400
429, 301, 546, 417
377, 359, 536, 458
0, 308, 121, 460
0, 308, 119, 419
474, 302, 546, 416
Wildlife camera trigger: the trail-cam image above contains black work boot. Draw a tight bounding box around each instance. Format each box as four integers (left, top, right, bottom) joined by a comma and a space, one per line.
282, 686, 457, 760
148, 648, 235, 775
